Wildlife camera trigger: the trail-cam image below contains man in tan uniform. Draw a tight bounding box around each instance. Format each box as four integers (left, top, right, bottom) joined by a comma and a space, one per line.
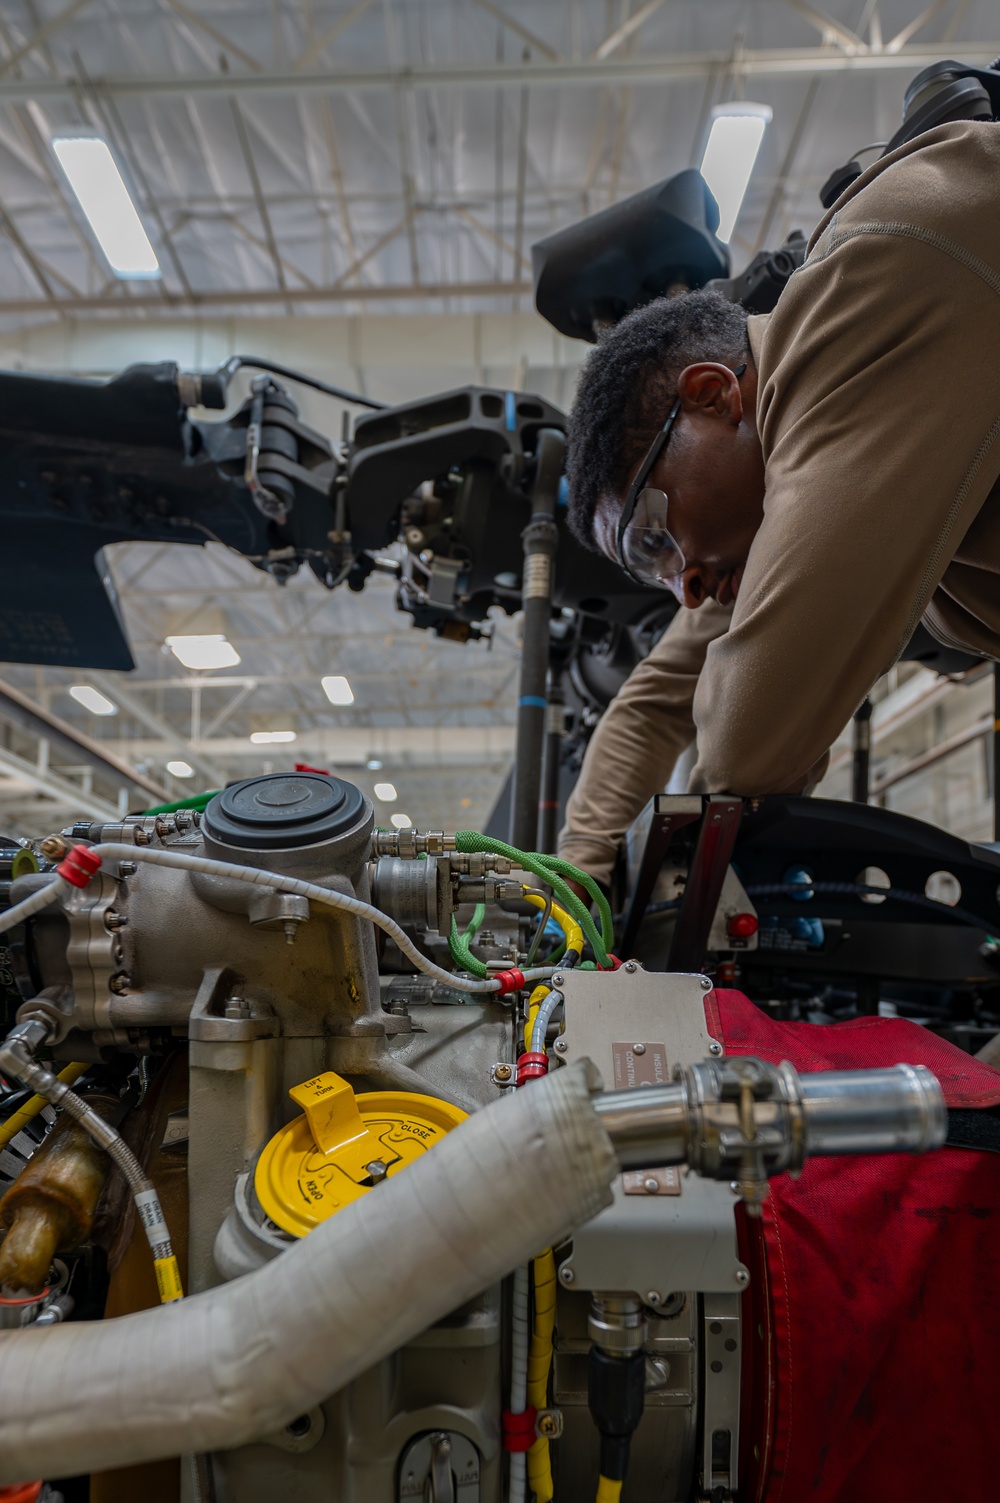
558, 120, 1000, 889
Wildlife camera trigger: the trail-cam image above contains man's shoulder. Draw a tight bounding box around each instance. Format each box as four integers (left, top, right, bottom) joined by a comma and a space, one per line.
806, 120, 1000, 257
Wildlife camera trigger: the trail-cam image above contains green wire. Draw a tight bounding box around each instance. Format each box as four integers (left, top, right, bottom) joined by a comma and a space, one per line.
142, 790, 221, 816
531, 853, 614, 957
449, 912, 490, 979
454, 832, 611, 968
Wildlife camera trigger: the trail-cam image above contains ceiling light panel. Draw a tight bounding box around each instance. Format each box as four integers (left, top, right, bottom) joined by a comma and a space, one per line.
390, 813, 412, 829
165, 635, 241, 670
166, 760, 194, 778
52, 136, 160, 279
250, 730, 297, 744
321, 675, 355, 706
69, 684, 117, 716
700, 103, 772, 243
374, 782, 398, 802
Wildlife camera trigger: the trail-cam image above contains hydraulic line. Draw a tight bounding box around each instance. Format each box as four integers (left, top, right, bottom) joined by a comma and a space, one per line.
524, 984, 551, 1053
448, 903, 489, 979
595, 1477, 623, 1503
0, 1027, 183, 1305
531, 991, 564, 1055
526, 1249, 557, 1503
455, 832, 612, 967
46, 846, 556, 996
0, 1064, 87, 1150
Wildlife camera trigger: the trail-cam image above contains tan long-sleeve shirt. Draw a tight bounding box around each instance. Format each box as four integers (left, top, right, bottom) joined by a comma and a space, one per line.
559, 120, 1000, 886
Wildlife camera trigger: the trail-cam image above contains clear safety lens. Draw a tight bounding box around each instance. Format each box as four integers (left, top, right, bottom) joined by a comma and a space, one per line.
620, 487, 686, 588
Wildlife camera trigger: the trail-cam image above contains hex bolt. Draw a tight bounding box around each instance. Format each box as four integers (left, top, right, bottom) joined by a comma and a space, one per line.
632, 1042, 645, 1055
553, 1038, 568, 1054
709, 1041, 723, 1056
109, 973, 132, 995
40, 835, 68, 860
559, 1265, 575, 1285
104, 911, 128, 931
224, 995, 251, 1020
118, 861, 137, 878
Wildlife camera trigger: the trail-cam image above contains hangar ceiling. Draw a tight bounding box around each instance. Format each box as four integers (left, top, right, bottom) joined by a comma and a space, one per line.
0, 0, 994, 836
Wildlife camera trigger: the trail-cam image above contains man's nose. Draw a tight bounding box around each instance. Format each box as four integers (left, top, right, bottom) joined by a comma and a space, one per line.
678, 566, 709, 609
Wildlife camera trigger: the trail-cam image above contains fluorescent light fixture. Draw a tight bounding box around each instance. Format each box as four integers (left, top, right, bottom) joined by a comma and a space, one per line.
700, 103, 772, 243
165, 634, 241, 671
69, 684, 117, 716
366, 758, 383, 771
52, 135, 160, 279
390, 812, 412, 830
374, 782, 398, 802
166, 760, 194, 779
321, 675, 354, 706
250, 730, 297, 745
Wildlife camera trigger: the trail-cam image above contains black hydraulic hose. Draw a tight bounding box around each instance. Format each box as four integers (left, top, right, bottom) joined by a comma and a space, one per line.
744, 881, 999, 936
510, 429, 565, 851
539, 675, 565, 855
216, 356, 386, 410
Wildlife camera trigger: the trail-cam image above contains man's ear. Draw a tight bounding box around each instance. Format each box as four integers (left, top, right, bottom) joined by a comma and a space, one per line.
676, 363, 743, 424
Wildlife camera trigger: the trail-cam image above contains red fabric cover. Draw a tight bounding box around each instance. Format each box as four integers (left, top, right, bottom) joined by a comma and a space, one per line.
706, 990, 1000, 1503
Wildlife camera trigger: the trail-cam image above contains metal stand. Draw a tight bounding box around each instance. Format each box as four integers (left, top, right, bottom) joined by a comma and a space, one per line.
509, 428, 564, 852
852, 698, 873, 804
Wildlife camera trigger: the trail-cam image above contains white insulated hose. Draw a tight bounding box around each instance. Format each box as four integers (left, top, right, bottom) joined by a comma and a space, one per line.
0, 1061, 616, 1483
3, 845, 556, 995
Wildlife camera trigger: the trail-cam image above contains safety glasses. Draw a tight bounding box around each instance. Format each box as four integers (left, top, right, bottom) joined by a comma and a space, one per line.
615, 363, 746, 591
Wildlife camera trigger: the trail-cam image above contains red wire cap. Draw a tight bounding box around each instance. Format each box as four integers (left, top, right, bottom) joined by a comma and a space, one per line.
56, 843, 102, 889
502, 1407, 538, 1452
598, 953, 624, 971
493, 969, 526, 996
0, 1483, 43, 1503
516, 1051, 548, 1085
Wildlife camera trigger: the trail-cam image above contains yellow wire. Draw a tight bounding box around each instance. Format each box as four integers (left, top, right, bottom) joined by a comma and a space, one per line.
596, 1477, 623, 1503
0, 1063, 87, 1149
522, 894, 582, 1052
526, 1248, 556, 1503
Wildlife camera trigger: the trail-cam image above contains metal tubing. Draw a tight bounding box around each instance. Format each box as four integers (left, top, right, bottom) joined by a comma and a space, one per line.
510, 428, 564, 851
538, 677, 565, 855
798, 1064, 945, 1156
591, 1083, 690, 1169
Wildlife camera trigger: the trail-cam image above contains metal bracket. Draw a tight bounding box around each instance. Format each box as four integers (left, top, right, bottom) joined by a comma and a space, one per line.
701, 1293, 741, 1497
669, 797, 742, 972
188, 966, 278, 1042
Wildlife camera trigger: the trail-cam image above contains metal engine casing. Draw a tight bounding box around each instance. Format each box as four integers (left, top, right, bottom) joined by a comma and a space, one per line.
14, 774, 736, 1503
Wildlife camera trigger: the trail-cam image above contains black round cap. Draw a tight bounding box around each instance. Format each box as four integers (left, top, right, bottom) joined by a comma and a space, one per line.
203, 773, 366, 850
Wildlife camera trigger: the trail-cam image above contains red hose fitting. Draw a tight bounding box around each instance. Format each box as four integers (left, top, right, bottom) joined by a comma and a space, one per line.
493, 968, 526, 996
598, 953, 623, 971
0, 1484, 43, 1503
56, 843, 102, 889
502, 1407, 538, 1452
516, 1051, 549, 1085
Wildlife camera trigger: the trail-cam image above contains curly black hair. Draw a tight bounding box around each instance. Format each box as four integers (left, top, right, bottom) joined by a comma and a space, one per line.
565, 291, 749, 549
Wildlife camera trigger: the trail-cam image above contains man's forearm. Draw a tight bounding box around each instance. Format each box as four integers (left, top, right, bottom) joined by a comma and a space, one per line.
557, 601, 732, 885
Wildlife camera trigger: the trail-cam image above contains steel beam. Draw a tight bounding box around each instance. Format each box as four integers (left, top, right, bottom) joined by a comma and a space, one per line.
0, 277, 531, 315
0, 42, 994, 104
0, 742, 119, 822
89, 672, 226, 788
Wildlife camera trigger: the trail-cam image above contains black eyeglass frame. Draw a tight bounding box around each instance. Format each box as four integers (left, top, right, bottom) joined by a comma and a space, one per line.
614, 362, 748, 587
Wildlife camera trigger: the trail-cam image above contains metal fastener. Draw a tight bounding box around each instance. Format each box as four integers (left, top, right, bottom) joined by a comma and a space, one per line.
118, 861, 137, 878
645, 1290, 661, 1305
623, 960, 637, 973
551, 974, 565, 988
735, 1268, 750, 1287
699, 975, 713, 991
709, 1040, 723, 1056
632, 1042, 645, 1054
553, 1038, 568, 1054
104, 911, 128, 931
365, 1159, 388, 1183
559, 1265, 575, 1284
536, 1410, 563, 1440
109, 972, 132, 995
491, 1062, 513, 1085
643, 1177, 659, 1194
